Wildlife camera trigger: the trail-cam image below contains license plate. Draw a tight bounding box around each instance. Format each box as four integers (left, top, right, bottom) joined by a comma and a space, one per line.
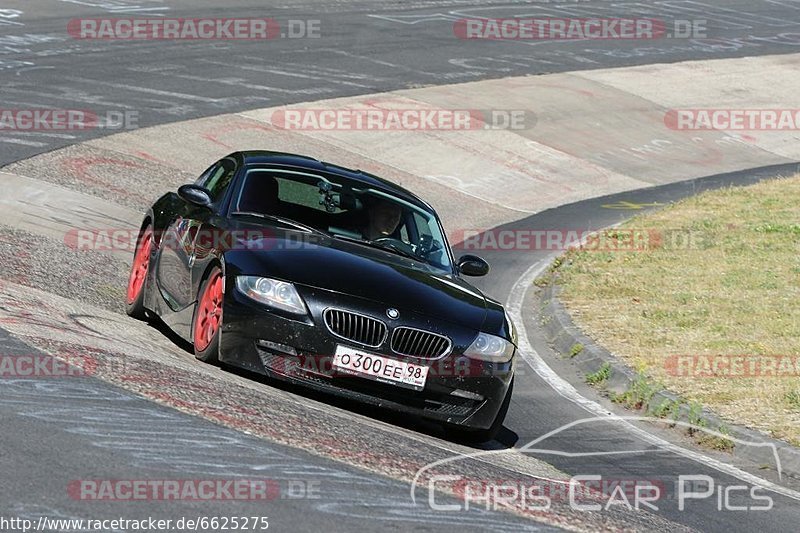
333, 345, 428, 391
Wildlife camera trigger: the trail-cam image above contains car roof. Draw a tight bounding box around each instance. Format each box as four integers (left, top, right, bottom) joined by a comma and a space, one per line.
233, 150, 434, 211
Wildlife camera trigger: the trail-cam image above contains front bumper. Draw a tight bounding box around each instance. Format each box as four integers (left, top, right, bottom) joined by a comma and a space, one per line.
219, 284, 514, 430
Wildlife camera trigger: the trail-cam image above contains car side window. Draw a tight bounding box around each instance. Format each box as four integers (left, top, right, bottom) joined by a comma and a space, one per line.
194, 163, 218, 186
208, 161, 236, 201
196, 159, 236, 202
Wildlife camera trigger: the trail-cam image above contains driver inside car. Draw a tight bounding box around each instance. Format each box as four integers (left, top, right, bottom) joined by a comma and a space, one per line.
363, 200, 403, 240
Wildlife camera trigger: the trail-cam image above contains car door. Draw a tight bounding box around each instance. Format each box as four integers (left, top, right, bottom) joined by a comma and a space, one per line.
157, 158, 237, 310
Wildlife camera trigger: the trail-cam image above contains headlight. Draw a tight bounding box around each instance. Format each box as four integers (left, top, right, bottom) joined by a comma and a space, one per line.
235, 276, 307, 315
463, 332, 515, 363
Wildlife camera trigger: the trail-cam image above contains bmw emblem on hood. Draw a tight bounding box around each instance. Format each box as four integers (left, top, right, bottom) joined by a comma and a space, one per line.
386, 308, 400, 319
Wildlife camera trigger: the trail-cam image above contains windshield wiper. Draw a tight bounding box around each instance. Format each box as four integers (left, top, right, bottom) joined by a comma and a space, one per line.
230, 211, 326, 235
333, 234, 419, 261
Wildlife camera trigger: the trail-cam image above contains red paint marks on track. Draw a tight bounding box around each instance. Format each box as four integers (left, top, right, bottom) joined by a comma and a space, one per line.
132, 150, 164, 163
61, 156, 145, 201
200, 120, 278, 149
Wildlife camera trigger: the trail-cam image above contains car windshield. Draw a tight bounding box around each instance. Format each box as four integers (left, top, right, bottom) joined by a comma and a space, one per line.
231, 167, 452, 272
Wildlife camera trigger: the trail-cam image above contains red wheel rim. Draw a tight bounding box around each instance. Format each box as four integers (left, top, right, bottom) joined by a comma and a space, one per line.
194, 271, 223, 352
126, 228, 153, 304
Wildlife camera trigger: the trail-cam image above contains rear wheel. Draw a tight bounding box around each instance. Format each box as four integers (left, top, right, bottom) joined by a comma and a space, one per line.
193, 266, 223, 364
126, 225, 153, 320
445, 378, 513, 443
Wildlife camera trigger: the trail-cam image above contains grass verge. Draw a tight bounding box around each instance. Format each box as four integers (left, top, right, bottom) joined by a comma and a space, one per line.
554, 175, 800, 446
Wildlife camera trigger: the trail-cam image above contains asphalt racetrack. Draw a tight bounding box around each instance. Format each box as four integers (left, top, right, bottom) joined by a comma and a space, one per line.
4, 0, 800, 164
2, 1, 800, 531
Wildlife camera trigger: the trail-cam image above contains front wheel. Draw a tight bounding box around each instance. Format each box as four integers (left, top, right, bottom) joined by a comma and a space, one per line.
193, 266, 223, 364
445, 378, 513, 443
126, 225, 153, 320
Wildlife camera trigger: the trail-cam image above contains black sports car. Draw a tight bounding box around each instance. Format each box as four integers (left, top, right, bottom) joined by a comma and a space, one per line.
126, 151, 516, 441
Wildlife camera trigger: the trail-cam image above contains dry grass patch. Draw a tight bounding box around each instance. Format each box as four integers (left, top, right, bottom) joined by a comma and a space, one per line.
555, 175, 800, 446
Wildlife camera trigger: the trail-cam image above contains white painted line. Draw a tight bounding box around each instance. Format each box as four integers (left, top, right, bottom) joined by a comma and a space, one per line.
0, 138, 49, 147
65, 78, 223, 103
5, 132, 77, 139
200, 60, 374, 89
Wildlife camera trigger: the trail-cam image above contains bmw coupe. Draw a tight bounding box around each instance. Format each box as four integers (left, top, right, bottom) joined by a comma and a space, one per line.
126, 151, 516, 441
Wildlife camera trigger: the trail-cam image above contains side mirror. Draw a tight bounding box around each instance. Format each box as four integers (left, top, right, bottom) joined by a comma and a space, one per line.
178, 184, 212, 208
457, 254, 490, 277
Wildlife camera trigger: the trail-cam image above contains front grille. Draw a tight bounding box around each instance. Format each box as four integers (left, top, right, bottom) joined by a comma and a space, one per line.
324, 308, 387, 347
391, 327, 451, 359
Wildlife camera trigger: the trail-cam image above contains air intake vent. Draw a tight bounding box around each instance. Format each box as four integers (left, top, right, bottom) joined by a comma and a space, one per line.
324, 309, 387, 347
391, 327, 451, 359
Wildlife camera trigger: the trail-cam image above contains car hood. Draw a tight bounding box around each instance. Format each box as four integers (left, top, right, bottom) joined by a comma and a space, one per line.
222, 227, 489, 330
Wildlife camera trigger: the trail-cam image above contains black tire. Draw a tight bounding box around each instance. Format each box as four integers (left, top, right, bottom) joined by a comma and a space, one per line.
445, 378, 514, 443
125, 225, 153, 320
192, 266, 223, 364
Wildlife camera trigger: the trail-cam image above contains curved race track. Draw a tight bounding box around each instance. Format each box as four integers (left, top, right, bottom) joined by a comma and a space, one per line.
2, 1, 800, 531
